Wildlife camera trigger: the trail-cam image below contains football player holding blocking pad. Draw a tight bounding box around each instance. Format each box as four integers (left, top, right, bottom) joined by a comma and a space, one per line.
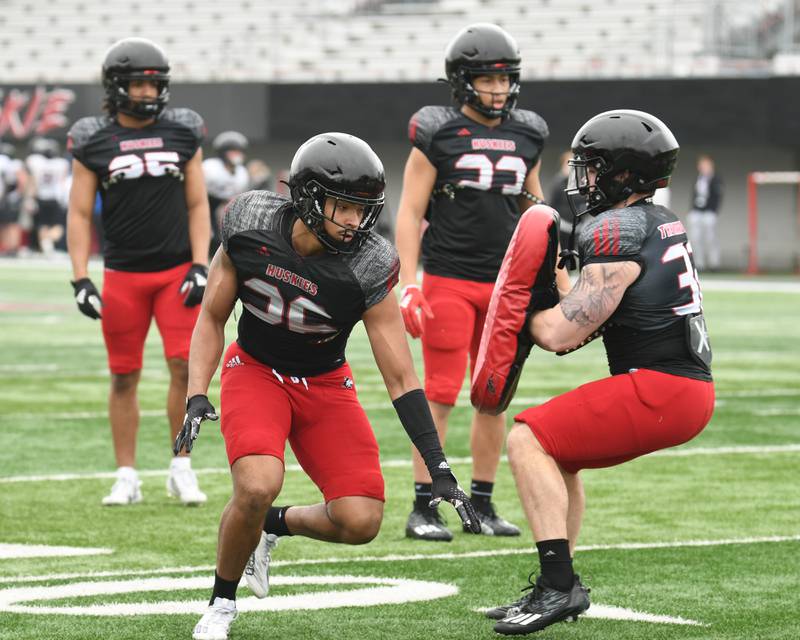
175, 132, 480, 640
472, 110, 715, 635
396, 23, 569, 541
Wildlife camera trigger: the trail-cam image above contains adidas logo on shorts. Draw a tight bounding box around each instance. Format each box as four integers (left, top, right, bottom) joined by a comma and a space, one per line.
225, 355, 244, 368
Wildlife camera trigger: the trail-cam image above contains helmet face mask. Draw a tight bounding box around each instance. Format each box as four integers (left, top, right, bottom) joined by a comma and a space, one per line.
102, 38, 170, 120
289, 133, 385, 255
445, 24, 521, 119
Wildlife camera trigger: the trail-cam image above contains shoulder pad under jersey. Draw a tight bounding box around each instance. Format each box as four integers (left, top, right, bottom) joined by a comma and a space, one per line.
67, 116, 110, 155
508, 109, 549, 140
578, 206, 648, 262
162, 108, 206, 143
222, 190, 289, 251
408, 105, 460, 155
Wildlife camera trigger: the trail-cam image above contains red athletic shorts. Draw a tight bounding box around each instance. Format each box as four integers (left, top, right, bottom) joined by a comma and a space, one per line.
101, 262, 199, 374
421, 272, 495, 406
219, 342, 384, 502
514, 368, 715, 474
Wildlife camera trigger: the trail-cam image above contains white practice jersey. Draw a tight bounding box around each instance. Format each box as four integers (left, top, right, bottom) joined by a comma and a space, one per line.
0, 155, 23, 200
203, 157, 250, 201
26, 154, 70, 201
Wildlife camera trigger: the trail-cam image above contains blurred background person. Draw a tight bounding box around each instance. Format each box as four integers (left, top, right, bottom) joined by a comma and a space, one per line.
688, 154, 723, 272
0, 141, 27, 255
26, 137, 70, 255
246, 158, 274, 192
203, 130, 250, 255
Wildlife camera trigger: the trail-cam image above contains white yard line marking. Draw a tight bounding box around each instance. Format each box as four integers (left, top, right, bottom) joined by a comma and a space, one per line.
5, 388, 797, 422
700, 279, 800, 293
2, 444, 799, 484
583, 603, 706, 625
2, 534, 798, 585
474, 603, 706, 626
0, 545, 113, 560
0, 575, 457, 616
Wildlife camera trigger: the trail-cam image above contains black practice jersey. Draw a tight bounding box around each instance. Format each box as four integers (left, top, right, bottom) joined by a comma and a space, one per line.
409, 105, 548, 282
67, 108, 205, 272
578, 202, 712, 381
222, 191, 400, 377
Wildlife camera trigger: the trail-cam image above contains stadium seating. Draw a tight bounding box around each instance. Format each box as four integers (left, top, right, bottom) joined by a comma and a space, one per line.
0, 0, 777, 82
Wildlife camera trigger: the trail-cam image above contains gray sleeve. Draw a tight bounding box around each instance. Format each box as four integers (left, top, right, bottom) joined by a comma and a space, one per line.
221, 190, 289, 252
67, 116, 106, 163
510, 109, 549, 141
350, 234, 400, 309
408, 106, 457, 157
164, 108, 206, 144
578, 208, 647, 264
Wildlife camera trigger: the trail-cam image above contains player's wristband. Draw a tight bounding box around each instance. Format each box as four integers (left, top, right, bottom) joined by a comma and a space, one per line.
521, 189, 546, 205
392, 389, 448, 477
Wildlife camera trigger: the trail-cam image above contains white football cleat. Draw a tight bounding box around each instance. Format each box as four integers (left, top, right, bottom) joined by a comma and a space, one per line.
166, 460, 207, 505
193, 597, 237, 640
101, 468, 142, 506
244, 532, 279, 598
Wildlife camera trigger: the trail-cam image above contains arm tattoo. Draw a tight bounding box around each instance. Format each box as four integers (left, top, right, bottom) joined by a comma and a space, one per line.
559, 262, 635, 327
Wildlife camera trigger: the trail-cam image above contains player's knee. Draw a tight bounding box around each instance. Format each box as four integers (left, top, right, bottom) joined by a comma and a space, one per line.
337, 507, 383, 545
166, 357, 189, 385
233, 482, 279, 517
507, 422, 536, 462
110, 370, 140, 394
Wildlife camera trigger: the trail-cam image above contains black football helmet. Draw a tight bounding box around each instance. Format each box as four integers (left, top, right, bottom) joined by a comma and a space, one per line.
445, 23, 521, 119
212, 131, 248, 163
288, 132, 385, 255
566, 109, 679, 219
102, 38, 170, 120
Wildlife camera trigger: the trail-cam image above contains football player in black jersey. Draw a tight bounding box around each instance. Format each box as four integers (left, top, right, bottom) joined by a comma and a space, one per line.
483, 110, 715, 635
66, 38, 211, 507
175, 132, 480, 640
395, 23, 570, 541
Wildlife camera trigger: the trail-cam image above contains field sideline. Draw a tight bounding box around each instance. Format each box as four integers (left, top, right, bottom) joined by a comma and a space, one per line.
1, 260, 798, 640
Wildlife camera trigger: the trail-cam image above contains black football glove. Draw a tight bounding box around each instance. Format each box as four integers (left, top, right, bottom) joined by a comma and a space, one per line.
528, 281, 560, 313
71, 278, 103, 320
173, 394, 218, 455
179, 263, 208, 307
430, 463, 481, 534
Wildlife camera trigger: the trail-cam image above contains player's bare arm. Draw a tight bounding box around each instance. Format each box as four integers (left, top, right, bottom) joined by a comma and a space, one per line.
531, 259, 640, 353
66, 159, 99, 280
184, 147, 212, 266
516, 158, 544, 212
363, 290, 422, 399
395, 147, 437, 288
186, 248, 238, 397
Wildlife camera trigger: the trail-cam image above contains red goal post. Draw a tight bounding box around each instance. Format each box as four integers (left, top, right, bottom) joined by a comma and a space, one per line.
747, 171, 800, 274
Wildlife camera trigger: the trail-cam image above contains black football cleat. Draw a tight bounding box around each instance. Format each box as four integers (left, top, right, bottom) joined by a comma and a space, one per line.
463, 503, 521, 536
485, 573, 537, 620
493, 575, 590, 635
405, 504, 453, 541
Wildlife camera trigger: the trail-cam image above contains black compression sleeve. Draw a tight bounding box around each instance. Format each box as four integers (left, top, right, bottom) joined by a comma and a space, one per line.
392, 389, 449, 477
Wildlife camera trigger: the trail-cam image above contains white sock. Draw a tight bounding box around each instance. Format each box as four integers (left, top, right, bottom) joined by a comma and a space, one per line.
117, 466, 137, 480
170, 456, 191, 471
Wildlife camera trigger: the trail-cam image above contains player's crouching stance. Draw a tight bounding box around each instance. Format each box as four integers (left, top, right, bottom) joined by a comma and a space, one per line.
175, 132, 480, 640
471, 110, 715, 635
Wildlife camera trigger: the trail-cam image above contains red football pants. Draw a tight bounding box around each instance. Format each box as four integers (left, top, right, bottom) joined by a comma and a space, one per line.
101, 263, 199, 374
421, 273, 495, 406
515, 368, 715, 473
219, 342, 385, 502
